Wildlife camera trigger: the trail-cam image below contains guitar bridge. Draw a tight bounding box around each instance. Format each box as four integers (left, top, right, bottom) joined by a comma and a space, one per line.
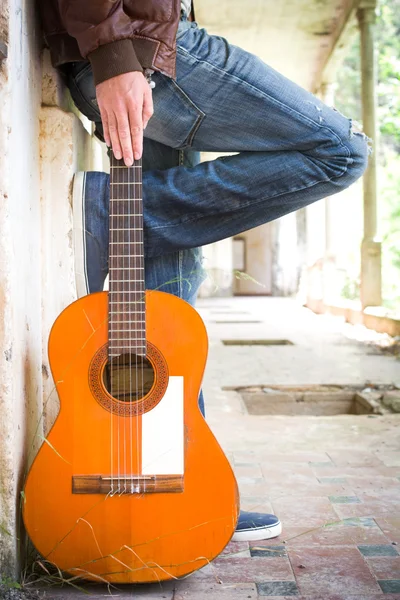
72, 474, 184, 495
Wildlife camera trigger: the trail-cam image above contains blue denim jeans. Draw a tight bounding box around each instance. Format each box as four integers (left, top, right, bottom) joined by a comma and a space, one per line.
66, 17, 369, 257
65, 17, 369, 417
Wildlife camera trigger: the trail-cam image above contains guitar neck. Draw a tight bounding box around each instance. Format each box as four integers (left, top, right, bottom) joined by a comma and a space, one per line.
108, 153, 146, 358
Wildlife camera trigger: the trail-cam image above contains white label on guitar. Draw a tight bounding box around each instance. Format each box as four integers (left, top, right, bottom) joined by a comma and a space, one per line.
141, 376, 184, 475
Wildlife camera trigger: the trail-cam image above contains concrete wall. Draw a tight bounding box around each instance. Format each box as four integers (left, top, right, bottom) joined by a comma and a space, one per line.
233, 224, 273, 295
0, 0, 104, 577
200, 238, 234, 297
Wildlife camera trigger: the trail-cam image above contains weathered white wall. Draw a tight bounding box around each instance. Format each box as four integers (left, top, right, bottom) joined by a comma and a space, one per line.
200, 238, 233, 297
0, 0, 104, 577
233, 224, 273, 295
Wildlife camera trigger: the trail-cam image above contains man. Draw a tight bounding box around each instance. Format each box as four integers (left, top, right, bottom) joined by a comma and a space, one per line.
37, 0, 369, 542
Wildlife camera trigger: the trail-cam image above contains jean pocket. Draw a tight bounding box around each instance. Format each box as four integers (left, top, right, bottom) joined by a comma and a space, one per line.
68, 65, 101, 124
73, 61, 93, 83
146, 75, 205, 149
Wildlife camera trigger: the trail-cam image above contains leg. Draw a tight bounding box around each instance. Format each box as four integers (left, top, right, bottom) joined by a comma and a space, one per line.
65, 20, 369, 257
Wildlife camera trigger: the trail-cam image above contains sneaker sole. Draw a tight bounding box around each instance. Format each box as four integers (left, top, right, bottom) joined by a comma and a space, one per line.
72, 172, 89, 298
231, 520, 282, 542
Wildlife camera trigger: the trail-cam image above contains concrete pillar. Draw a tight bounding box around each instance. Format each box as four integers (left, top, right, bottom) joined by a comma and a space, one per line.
319, 81, 337, 303
357, 0, 382, 308
319, 82, 336, 259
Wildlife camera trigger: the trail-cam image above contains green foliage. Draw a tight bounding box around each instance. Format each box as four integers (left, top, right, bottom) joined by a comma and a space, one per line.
0, 577, 22, 589
335, 0, 400, 312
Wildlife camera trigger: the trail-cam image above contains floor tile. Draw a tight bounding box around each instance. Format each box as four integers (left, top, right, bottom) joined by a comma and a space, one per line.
280, 522, 387, 548
289, 546, 381, 595
250, 545, 287, 557
342, 517, 378, 527
42, 582, 175, 598
271, 496, 339, 528
211, 556, 294, 583
327, 451, 384, 467
173, 582, 258, 599
375, 517, 400, 544
332, 494, 400, 519
239, 497, 275, 513
220, 541, 250, 558
378, 579, 400, 593
329, 496, 361, 504
365, 556, 400, 579
358, 544, 399, 557
256, 581, 299, 596
234, 464, 263, 478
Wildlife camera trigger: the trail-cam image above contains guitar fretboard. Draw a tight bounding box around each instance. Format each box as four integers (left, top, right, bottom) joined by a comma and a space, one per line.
109, 154, 145, 357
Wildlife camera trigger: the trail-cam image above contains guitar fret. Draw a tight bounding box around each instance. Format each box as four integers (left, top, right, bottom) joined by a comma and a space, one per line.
109, 348, 146, 352
108, 329, 145, 332
109, 155, 147, 345
108, 338, 145, 350
108, 320, 144, 323
109, 302, 145, 305
109, 315, 145, 320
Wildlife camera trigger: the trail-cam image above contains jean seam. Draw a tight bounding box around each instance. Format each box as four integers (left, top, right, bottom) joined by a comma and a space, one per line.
178, 251, 183, 298
147, 166, 350, 231
74, 62, 93, 84
176, 45, 351, 161
68, 76, 102, 122
166, 78, 206, 148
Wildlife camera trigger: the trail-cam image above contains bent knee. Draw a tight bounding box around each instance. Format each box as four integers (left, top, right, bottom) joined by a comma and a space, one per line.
345, 124, 371, 182
319, 127, 370, 193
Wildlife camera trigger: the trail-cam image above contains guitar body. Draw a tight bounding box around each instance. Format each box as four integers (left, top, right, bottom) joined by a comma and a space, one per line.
23, 290, 239, 583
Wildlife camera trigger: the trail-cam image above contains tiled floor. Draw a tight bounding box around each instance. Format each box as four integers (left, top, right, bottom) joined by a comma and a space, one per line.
37, 298, 400, 599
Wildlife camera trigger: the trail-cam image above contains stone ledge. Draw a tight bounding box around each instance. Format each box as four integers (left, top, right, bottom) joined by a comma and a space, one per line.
307, 297, 400, 337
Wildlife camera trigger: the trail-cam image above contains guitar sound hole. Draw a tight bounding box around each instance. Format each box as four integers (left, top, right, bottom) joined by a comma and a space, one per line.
102, 353, 155, 403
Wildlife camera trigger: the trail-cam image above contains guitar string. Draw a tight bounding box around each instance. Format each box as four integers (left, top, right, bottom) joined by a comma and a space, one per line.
123, 155, 127, 495
133, 154, 138, 493
117, 153, 121, 495
133, 160, 143, 492
129, 155, 133, 493
110, 152, 114, 495
140, 158, 146, 495
135, 157, 139, 490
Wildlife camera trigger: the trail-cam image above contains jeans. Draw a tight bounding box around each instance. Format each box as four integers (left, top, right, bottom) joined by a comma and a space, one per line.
66, 17, 369, 255
64, 16, 369, 417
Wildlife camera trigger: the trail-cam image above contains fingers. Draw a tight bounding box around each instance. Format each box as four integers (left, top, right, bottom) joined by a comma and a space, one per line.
128, 107, 143, 162
100, 109, 111, 147
143, 84, 154, 131
116, 111, 134, 166
107, 111, 123, 161
96, 72, 154, 165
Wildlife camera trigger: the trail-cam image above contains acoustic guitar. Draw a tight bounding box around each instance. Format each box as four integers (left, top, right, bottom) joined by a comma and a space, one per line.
23, 153, 239, 583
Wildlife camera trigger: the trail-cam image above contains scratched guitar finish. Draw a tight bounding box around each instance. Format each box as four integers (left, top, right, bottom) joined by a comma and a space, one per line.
23, 155, 239, 583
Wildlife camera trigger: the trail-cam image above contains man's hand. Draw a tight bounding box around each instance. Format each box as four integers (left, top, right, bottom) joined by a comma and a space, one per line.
96, 71, 154, 166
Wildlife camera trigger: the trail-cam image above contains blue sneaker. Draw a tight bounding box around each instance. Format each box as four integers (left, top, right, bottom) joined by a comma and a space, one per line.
232, 511, 282, 542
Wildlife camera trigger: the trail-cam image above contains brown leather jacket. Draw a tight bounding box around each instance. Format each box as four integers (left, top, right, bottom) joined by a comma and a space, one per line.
37, 0, 182, 85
